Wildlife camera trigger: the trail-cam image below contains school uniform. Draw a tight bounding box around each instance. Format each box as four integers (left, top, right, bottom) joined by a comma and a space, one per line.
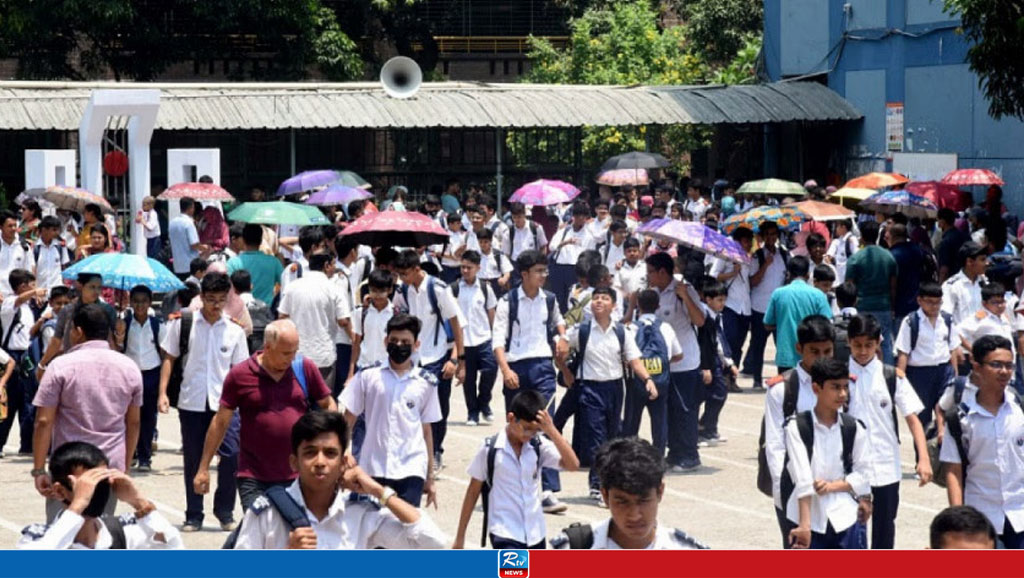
601, 239, 626, 271
18, 510, 183, 550
745, 246, 788, 386
939, 388, 1024, 548
339, 364, 442, 507
122, 313, 165, 468
698, 307, 733, 442
330, 270, 355, 397
457, 278, 498, 423
960, 308, 1017, 355
622, 314, 682, 454
847, 358, 924, 549
550, 518, 708, 550
478, 249, 513, 299
548, 225, 597, 311
941, 272, 987, 326
709, 257, 752, 368
439, 229, 469, 284
0, 297, 40, 454
657, 278, 704, 470
353, 304, 395, 370
32, 239, 71, 290
0, 237, 34, 298
567, 319, 641, 490
894, 310, 958, 432
467, 428, 562, 549
614, 260, 648, 302
827, 232, 858, 285
783, 411, 870, 549
485, 216, 511, 255
503, 222, 547, 261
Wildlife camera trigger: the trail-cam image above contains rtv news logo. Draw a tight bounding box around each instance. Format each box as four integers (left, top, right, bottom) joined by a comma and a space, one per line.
498, 549, 529, 578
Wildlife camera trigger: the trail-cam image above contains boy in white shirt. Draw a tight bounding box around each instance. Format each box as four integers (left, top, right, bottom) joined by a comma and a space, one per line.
438, 212, 469, 284
350, 270, 396, 374
135, 196, 162, 259
615, 238, 647, 321
785, 358, 872, 549
958, 282, 1016, 358
454, 251, 497, 425
452, 390, 578, 549
475, 228, 512, 298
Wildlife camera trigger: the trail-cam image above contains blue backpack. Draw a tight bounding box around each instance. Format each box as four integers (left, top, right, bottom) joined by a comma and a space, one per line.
400, 277, 454, 347
635, 317, 670, 390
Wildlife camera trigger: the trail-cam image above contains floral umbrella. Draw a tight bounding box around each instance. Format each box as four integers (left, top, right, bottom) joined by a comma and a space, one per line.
637, 218, 750, 264
721, 205, 807, 234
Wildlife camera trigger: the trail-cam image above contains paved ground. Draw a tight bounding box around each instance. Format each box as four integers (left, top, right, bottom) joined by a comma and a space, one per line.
0, 343, 951, 550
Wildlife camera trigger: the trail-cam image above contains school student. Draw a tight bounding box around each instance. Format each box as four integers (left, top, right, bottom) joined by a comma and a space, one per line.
599, 220, 629, 271
115, 285, 164, 472
940, 335, 1024, 548
785, 358, 872, 550
845, 314, 932, 549
475, 227, 513, 298
929, 505, 997, 549
438, 212, 469, 284
454, 251, 498, 426
614, 238, 647, 319
0, 269, 46, 454
452, 391, 579, 550
350, 270, 396, 374
709, 227, 753, 369
895, 282, 959, 435
958, 282, 1016, 358
697, 280, 736, 447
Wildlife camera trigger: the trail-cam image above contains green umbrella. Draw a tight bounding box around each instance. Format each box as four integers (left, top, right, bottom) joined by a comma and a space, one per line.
337, 170, 371, 190
737, 178, 806, 197
228, 201, 330, 226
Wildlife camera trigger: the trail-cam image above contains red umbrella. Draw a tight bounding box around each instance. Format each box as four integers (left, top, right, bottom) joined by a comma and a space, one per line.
903, 181, 970, 211
940, 168, 1004, 187
157, 182, 235, 202
339, 210, 448, 247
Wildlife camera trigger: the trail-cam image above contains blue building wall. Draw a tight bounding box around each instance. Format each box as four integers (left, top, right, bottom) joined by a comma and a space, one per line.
763, 0, 1024, 210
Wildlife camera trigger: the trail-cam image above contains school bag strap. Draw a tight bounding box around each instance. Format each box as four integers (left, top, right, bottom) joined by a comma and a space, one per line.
562, 522, 594, 550
292, 354, 313, 410
882, 365, 900, 443
100, 514, 127, 549
909, 310, 954, 352
222, 485, 311, 549
781, 370, 801, 418
481, 434, 541, 547
839, 413, 859, 475
503, 289, 557, 353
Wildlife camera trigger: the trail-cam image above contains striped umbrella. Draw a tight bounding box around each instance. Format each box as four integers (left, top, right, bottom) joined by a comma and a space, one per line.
940, 168, 1004, 187
736, 178, 806, 197
843, 172, 909, 189
860, 190, 938, 219
596, 168, 649, 187
62, 253, 185, 292
721, 205, 807, 234
40, 186, 114, 215
157, 182, 235, 202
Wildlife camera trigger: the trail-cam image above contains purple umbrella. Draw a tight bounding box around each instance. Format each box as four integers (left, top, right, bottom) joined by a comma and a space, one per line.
276, 170, 341, 197
305, 184, 373, 207
509, 179, 580, 206
637, 218, 750, 264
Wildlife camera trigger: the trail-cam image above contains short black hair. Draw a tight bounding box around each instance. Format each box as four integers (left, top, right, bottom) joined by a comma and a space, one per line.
200, 271, 231, 294
78, 272, 102, 286
623, 237, 641, 251
973, 334, 1013, 364
509, 390, 546, 422
595, 437, 666, 496
334, 236, 358, 259
609, 220, 628, 234
586, 264, 610, 288
591, 286, 617, 303
836, 281, 858, 308
797, 314, 835, 345
938, 208, 957, 226
847, 313, 882, 341
229, 222, 246, 240
731, 227, 754, 242
760, 221, 779, 234
0, 209, 17, 226
860, 220, 880, 244
230, 270, 252, 293
509, 202, 527, 216
475, 227, 494, 242
242, 223, 263, 246
39, 215, 61, 230
50, 286, 71, 300
83, 203, 104, 219
571, 201, 591, 217
919, 281, 943, 299
374, 247, 399, 268
189, 257, 209, 276
298, 226, 325, 254
702, 279, 727, 299
929, 506, 996, 549
787, 255, 811, 278
981, 281, 1006, 302
129, 284, 153, 301
386, 313, 422, 339
8, 268, 34, 293
515, 250, 547, 273
645, 252, 674, 275
805, 233, 827, 250
367, 269, 394, 290
810, 357, 849, 386
308, 252, 334, 272
178, 198, 195, 214
461, 250, 481, 266
73, 303, 111, 341
291, 411, 348, 455
176, 284, 199, 307
49, 441, 108, 492
813, 264, 836, 284
393, 249, 422, 271
637, 289, 659, 313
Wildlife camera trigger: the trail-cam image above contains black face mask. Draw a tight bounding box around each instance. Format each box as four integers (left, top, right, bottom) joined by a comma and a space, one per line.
68, 479, 111, 518
387, 343, 413, 365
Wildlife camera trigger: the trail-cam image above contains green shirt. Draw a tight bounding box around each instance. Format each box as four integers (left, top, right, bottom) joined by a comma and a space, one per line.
227, 251, 284, 305
845, 245, 898, 311
763, 279, 833, 369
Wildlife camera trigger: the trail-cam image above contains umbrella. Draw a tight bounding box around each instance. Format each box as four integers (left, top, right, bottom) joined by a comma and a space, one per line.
600, 151, 670, 172
509, 180, 580, 206
903, 181, 970, 211
304, 184, 373, 207
228, 202, 330, 226
736, 178, 806, 197
14, 189, 57, 212
721, 205, 807, 234
336, 170, 372, 190
830, 187, 876, 207
596, 168, 649, 187
859, 190, 938, 219
339, 210, 449, 247
40, 186, 114, 215
785, 200, 855, 222
157, 182, 235, 202
637, 218, 750, 264
62, 253, 185, 293
940, 168, 1004, 187
843, 172, 909, 189
276, 170, 342, 197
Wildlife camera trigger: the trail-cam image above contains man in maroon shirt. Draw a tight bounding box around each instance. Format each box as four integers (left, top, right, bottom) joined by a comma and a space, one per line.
193, 319, 336, 510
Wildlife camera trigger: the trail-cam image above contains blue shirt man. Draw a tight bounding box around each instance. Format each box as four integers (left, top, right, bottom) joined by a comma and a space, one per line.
763, 256, 833, 370
168, 199, 203, 275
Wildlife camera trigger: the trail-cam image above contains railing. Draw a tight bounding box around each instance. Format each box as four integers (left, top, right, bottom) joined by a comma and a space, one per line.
433, 36, 569, 54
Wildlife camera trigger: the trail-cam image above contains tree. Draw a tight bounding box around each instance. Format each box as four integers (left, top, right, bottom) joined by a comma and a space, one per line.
945, 0, 1024, 120
669, 0, 763, 65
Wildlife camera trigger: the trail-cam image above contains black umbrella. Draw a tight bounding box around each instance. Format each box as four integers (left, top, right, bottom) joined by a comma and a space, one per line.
600, 151, 671, 172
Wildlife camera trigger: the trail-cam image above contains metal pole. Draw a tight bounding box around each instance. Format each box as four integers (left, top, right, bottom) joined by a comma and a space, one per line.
496, 127, 504, 214
290, 128, 297, 176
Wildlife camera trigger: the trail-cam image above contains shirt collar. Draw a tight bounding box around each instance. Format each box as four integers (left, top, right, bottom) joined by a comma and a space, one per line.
67, 340, 112, 353
194, 312, 227, 328
851, 356, 881, 374
287, 480, 345, 522
809, 408, 841, 431
796, 364, 812, 386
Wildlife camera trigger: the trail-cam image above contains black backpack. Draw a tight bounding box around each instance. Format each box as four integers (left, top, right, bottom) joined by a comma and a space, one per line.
120, 312, 160, 354
503, 289, 558, 352
908, 310, 955, 352
779, 411, 859, 510
833, 316, 852, 366
506, 222, 541, 257
479, 433, 542, 547
222, 485, 311, 549
166, 311, 193, 408
559, 522, 708, 549
756, 370, 801, 497
246, 298, 274, 353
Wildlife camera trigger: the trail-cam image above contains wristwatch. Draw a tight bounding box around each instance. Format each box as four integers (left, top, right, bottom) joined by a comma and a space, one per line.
379, 486, 397, 509
30, 468, 47, 478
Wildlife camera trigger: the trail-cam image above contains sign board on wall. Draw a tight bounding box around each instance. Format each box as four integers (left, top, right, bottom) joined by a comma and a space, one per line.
886, 102, 904, 154
892, 153, 958, 182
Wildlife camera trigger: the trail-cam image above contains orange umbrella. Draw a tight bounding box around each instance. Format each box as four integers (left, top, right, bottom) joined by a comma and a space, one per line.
843, 172, 909, 189
786, 200, 855, 221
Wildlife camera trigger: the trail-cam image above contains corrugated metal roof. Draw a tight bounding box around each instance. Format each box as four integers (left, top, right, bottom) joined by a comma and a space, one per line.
0, 80, 860, 131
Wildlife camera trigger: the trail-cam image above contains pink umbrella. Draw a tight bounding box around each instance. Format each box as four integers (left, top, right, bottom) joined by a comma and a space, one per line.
509, 179, 580, 206
157, 182, 235, 202
596, 168, 649, 187
339, 210, 448, 247
903, 181, 970, 211
941, 168, 1004, 187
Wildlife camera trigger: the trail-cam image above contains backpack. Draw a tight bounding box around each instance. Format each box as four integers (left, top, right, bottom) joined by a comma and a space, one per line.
755, 246, 790, 270
479, 433, 542, 547
928, 375, 971, 489
833, 316, 852, 366
222, 485, 311, 549
33, 241, 70, 267
559, 522, 708, 550
291, 354, 316, 411
2, 302, 40, 354
100, 515, 127, 550
908, 310, 955, 352
756, 370, 801, 496
166, 310, 194, 408
503, 289, 558, 352
562, 292, 592, 328
507, 222, 541, 257
779, 411, 859, 510
120, 311, 160, 354
246, 297, 275, 353
635, 317, 670, 390
399, 277, 453, 347
560, 319, 626, 386
26, 317, 56, 376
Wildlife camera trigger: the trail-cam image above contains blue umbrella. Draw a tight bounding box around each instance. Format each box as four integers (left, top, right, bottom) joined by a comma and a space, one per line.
62, 253, 186, 293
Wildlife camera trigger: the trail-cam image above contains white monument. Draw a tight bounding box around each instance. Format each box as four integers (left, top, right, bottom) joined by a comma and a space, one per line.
166, 149, 222, 221
24, 150, 77, 190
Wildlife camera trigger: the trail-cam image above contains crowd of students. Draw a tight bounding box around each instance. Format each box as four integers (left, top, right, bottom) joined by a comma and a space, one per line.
2, 176, 1020, 550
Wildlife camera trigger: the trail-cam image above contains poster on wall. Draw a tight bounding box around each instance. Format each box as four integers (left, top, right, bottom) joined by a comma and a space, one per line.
886, 102, 904, 154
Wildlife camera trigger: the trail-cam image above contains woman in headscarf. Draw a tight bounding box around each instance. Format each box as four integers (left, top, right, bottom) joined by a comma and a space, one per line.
199, 205, 229, 252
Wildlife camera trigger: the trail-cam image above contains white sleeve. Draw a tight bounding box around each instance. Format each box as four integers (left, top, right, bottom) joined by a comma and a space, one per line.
941, 283, 956, 316
895, 375, 925, 417
662, 325, 684, 358
438, 283, 465, 326
362, 505, 448, 550
783, 420, 814, 501
894, 317, 912, 355
277, 286, 294, 317
160, 318, 182, 358
939, 423, 961, 463
353, 307, 364, 337
420, 379, 443, 424
340, 371, 365, 415
492, 298, 510, 351
125, 512, 184, 549
232, 508, 270, 549
764, 385, 787, 487
334, 284, 351, 321
17, 512, 85, 550
845, 421, 872, 497
466, 441, 490, 482
536, 226, 548, 249
0, 346, 11, 366
537, 436, 563, 470
623, 326, 642, 361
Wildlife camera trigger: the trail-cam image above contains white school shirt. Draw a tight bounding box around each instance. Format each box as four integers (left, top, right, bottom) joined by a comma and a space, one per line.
392, 275, 464, 366
602, 240, 626, 271
749, 247, 787, 313
847, 358, 925, 486
656, 278, 702, 372
491, 288, 565, 363
586, 217, 610, 241
615, 260, 647, 297
140, 209, 160, 239
485, 216, 510, 254
124, 315, 165, 371
568, 320, 641, 381
764, 365, 817, 508
550, 225, 596, 266
827, 232, 858, 284
784, 411, 871, 533
0, 237, 34, 297
278, 256, 309, 292
478, 250, 512, 281
709, 257, 752, 316
959, 309, 1017, 356
942, 272, 987, 326
466, 428, 562, 545
233, 480, 447, 550
684, 197, 709, 220
894, 311, 957, 367
279, 271, 350, 368
330, 272, 354, 346
0, 299, 34, 351
939, 388, 1024, 534
456, 279, 496, 347
353, 304, 395, 369
339, 365, 442, 480
33, 240, 70, 290
440, 230, 470, 267
554, 518, 704, 550
504, 222, 547, 260
161, 313, 249, 412
17, 510, 183, 550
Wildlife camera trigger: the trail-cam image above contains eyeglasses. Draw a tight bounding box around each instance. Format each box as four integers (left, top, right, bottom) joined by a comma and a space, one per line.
983, 361, 1015, 372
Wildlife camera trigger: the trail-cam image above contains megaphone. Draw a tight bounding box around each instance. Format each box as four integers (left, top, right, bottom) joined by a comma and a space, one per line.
380, 56, 422, 99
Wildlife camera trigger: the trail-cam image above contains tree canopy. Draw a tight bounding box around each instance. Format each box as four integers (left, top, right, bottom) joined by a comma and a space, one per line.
945, 0, 1024, 120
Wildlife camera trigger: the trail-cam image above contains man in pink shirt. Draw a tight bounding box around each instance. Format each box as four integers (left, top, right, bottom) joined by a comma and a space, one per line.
31, 303, 143, 521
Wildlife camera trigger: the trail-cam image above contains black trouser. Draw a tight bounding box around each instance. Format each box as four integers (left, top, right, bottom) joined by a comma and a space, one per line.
871, 482, 900, 549
0, 350, 34, 454
372, 475, 425, 508
463, 342, 497, 421
179, 408, 238, 524
490, 534, 546, 550
135, 367, 161, 466
776, 506, 796, 550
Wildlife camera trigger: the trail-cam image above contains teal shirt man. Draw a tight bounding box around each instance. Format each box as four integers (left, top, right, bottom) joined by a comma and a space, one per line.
763, 277, 833, 369
227, 251, 284, 305
845, 244, 898, 312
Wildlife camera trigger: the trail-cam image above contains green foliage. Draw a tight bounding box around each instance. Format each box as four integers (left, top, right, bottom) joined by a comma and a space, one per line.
712, 34, 762, 85
945, 0, 1024, 120
669, 0, 763, 65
